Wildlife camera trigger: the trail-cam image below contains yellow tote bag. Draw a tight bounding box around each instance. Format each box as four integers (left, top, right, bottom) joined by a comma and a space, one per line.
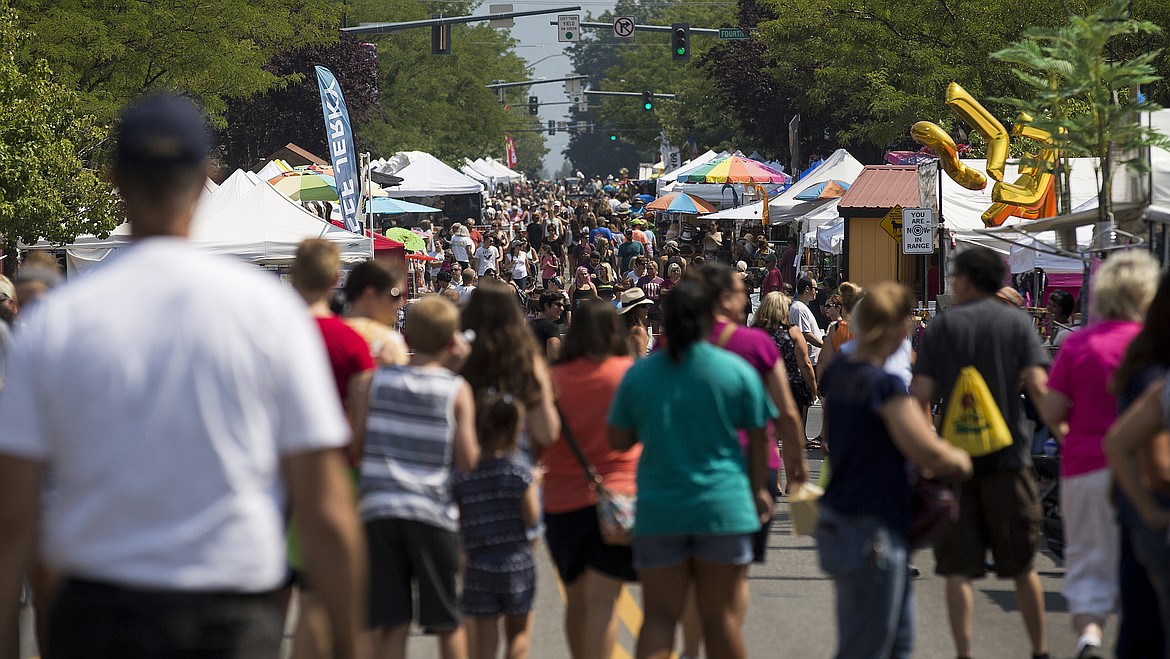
940, 366, 1013, 457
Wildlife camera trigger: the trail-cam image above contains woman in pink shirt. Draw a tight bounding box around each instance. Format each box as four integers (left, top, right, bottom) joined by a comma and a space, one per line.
1039, 251, 1160, 658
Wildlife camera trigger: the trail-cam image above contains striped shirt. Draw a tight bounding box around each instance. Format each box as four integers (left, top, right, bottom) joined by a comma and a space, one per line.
359, 365, 463, 531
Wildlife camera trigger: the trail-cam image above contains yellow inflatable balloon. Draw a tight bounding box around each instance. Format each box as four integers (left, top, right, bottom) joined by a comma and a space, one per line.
946, 82, 1010, 183
989, 114, 1056, 221
911, 121, 987, 190
912, 87, 1061, 227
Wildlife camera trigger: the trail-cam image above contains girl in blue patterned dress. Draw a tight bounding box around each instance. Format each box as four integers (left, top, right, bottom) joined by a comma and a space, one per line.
453, 392, 540, 659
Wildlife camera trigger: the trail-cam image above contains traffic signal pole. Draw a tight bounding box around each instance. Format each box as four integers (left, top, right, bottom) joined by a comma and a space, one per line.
344, 6, 582, 35
545, 20, 720, 35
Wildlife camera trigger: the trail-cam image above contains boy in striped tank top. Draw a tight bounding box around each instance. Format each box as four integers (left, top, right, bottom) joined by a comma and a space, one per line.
353, 295, 480, 658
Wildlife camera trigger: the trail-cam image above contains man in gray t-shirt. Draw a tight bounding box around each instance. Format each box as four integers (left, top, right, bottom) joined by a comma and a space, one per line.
910, 246, 1053, 659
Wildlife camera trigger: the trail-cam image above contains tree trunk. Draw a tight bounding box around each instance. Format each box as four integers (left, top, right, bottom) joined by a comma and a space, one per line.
1, 240, 15, 278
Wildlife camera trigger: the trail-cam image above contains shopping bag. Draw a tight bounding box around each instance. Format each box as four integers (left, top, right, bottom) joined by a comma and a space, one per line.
941, 366, 1013, 457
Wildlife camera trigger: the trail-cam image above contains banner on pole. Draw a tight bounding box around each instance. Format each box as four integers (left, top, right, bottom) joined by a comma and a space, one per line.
314, 66, 361, 233
505, 134, 518, 169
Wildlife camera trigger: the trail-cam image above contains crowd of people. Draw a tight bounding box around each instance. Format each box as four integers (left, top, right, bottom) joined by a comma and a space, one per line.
1, 93, 1170, 659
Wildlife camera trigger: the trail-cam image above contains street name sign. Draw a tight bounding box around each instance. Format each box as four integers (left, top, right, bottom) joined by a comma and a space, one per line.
558, 14, 580, 42
880, 205, 903, 242
902, 207, 935, 254
719, 27, 750, 40
488, 4, 513, 28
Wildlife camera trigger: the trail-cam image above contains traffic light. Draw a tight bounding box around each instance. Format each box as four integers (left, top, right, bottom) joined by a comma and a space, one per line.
609, 134, 617, 141
431, 23, 451, 55
672, 23, 690, 61
548, 120, 556, 136
528, 96, 539, 116
642, 91, 654, 111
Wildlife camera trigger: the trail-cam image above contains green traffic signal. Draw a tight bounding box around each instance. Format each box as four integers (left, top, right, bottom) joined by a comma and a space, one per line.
609, 135, 617, 141
644, 102, 652, 110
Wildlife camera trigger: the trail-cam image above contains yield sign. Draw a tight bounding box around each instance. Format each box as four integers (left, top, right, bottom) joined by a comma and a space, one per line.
613, 16, 635, 38
879, 204, 904, 242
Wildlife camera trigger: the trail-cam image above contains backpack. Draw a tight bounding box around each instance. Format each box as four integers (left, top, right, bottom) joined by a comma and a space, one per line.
940, 365, 1013, 457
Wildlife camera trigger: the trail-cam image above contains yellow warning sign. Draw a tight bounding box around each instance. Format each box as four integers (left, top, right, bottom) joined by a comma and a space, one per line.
880, 205, 903, 242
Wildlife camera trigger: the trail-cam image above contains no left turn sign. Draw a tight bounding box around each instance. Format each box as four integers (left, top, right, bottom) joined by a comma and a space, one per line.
613, 16, 635, 38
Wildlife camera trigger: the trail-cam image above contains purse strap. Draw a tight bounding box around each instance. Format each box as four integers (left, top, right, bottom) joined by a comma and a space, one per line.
715, 322, 737, 348
555, 403, 604, 491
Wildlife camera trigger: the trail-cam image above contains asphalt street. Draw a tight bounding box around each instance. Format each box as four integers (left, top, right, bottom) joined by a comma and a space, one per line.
400, 404, 1111, 659
21, 404, 1113, 659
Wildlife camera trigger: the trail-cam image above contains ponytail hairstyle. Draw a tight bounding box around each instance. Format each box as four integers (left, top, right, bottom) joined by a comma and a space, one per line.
837, 281, 864, 314
477, 389, 525, 456
851, 282, 914, 353
661, 277, 713, 362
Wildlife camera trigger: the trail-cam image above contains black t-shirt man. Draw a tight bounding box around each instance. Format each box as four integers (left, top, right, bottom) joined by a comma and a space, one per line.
914, 297, 1049, 474
527, 219, 544, 250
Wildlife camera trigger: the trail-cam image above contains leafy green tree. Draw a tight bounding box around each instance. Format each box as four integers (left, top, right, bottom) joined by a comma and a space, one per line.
564, 0, 737, 176
0, 0, 119, 271
10, 0, 341, 124
218, 37, 380, 171
992, 0, 1169, 234
348, 0, 546, 175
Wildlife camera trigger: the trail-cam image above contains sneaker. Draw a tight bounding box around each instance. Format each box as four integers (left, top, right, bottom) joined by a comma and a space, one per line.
1075, 643, 1104, 659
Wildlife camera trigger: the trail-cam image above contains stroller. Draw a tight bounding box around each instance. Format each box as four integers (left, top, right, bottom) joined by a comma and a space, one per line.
1032, 449, 1064, 560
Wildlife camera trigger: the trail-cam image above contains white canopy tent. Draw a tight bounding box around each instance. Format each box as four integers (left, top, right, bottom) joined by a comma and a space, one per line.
481, 157, 524, 183
45, 171, 373, 275
372, 151, 484, 197
459, 161, 493, 188
815, 219, 844, 255
705, 149, 865, 223
188, 181, 372, 264
655, 150, 724, 193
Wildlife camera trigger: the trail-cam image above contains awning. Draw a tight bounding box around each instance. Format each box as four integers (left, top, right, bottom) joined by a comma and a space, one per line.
973, 201, 1147, 262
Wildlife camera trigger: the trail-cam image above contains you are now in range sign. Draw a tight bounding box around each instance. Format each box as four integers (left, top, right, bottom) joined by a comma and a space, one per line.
901, 208, 935, 254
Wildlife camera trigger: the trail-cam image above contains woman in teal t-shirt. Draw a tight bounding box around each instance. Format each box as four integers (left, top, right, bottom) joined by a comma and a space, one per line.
608, 277, 776, 659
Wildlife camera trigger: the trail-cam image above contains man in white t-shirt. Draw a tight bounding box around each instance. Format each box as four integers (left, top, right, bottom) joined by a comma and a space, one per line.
473, 238, 499, 277
0, 95, 366, 658
789, 276, 824, 366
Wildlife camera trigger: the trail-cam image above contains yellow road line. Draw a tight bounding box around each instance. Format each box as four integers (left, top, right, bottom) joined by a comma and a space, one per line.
553, 573, 675, 659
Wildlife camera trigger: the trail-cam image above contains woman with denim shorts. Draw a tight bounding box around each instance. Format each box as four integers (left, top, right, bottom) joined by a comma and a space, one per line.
607, 278, 775, 659
817, 283, 971, 659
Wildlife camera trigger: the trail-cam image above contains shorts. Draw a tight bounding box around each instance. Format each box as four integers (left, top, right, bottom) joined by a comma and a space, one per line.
49, 578, 282, 659
632, 532, 755, 571
461, 552, 536, 617
365, 518, 461, 631
545, 506, 638, 583
933, 468, 1041, 579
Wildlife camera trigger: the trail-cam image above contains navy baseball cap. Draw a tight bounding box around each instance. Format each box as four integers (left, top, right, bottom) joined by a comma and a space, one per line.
116, 94, 211, 168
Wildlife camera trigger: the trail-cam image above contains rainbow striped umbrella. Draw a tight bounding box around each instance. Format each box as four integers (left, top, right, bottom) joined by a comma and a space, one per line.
269, 171, 390, 201
644, 192, 719, 214
679, 155, 791, 184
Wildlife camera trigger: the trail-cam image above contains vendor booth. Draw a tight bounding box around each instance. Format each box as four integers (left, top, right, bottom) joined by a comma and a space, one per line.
704, 149, 866, 230
836, 165, 935, 290
372, 151, 485, 224
34, 169, 390, 276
